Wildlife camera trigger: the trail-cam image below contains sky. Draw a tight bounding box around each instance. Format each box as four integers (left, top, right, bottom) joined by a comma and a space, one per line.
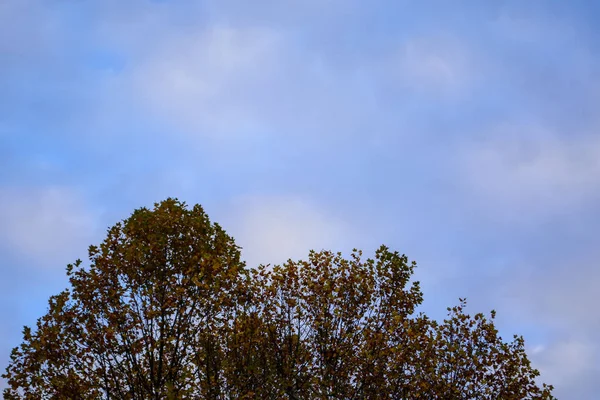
1, 0, 599, 397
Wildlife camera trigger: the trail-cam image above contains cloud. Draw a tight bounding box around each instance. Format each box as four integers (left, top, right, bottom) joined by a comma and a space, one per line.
86, 1, 394, 146
459, 124, 600, 220
501, 253, 600, 337
534, 339, 596, 385
391, 35, 473, 96
487, 250, 600, 399
0, 187, 96, 266
220, 195, 358, 267
130, 24, 284, 139
531, 339, 599, 399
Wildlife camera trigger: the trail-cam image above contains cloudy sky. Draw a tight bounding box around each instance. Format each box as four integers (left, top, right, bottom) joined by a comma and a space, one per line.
1, 0, 599, 397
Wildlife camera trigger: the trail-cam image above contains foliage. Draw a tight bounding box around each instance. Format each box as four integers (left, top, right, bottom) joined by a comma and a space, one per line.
3, 199, 555, 399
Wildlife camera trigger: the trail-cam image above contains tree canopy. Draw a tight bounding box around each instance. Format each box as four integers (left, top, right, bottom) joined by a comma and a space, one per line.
3, 199, 555, 399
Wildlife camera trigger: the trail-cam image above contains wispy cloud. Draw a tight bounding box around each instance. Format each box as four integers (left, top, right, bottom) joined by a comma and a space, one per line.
392, 34, 474, 96
0, 187, 96, 266
220, 195, 359, 267
532, 339, 599, 396
459, 124, 600, 220
131, 24, 284, 139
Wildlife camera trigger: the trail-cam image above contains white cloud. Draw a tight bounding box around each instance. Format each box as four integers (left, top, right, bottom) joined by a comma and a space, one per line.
122, 21, 382, 143
495, 254, 600, 398
130, 24, 283, 139
531, 338, 599, 398
220, 195, 357, 267
86, 1, 394, 145
390, 35, 473, 96
459, 124, 600, 219
0, 187, 96, 266
504, 255, 600, 334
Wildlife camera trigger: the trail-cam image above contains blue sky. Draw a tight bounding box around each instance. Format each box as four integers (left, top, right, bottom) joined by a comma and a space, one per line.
1, 0, 600, 397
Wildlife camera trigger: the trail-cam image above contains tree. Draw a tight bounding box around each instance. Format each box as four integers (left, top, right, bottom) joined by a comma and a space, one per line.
3, 199, 248, 399
3, 199, 555, 399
